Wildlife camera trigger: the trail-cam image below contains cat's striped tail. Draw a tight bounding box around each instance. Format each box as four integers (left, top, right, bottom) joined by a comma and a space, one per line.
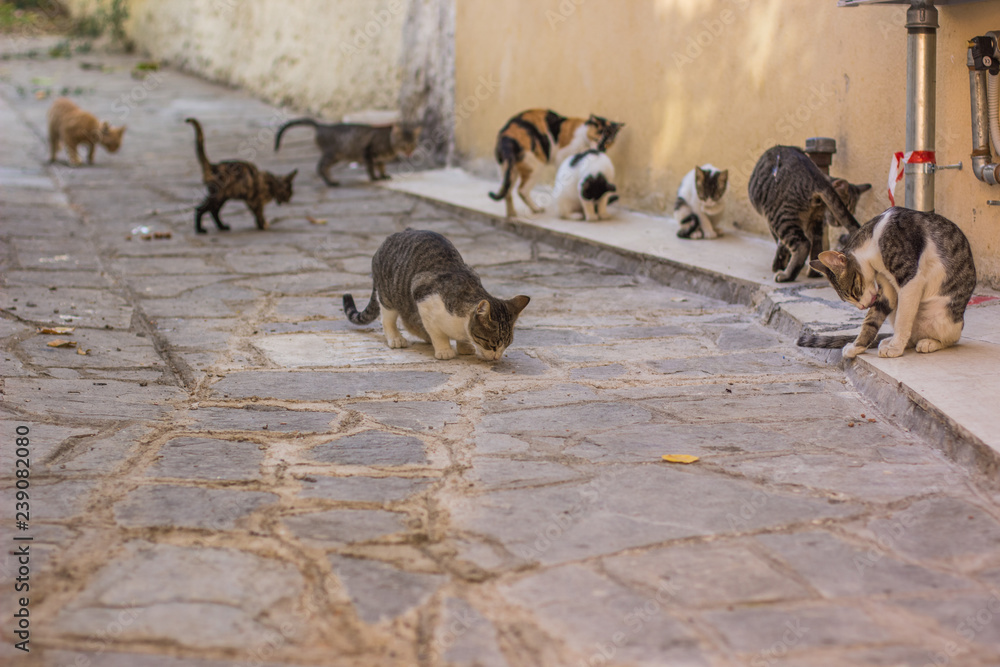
489, 136, 518, 201
817, 181, 860, 232
796, 332, 891, 349
184, 118, 212, 182
343, 289, 380, 325
274, 118, 319, 152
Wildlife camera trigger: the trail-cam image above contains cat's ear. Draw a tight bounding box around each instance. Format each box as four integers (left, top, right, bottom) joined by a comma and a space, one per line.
817, 250, 848, 274
475, 300, 491, 320
695, 167, 707, 187
100, 121, 110, 133
856, 183, 872, 193
508, 295, 530, 316
286, 169, 298, 182
717, 170, 729, 188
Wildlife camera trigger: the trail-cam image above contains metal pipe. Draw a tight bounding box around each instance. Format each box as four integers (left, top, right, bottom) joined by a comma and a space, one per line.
968, 43, 1000, 185
905, 1, 938, 211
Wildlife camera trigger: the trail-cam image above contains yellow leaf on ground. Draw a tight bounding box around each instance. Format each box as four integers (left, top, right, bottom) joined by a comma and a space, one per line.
661, 454, 699, 464
76, 347, 89, 355
47, 339, 77, 348
306, 216, 328, 225
39, 327, 75, 334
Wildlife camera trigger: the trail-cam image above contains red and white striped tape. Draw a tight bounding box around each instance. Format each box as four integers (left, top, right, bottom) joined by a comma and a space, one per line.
886, 150, 935, 206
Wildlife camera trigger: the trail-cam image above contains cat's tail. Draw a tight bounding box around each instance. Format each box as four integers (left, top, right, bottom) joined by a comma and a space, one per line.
274, 118, 319, 152
817, 181, 860, 231
489, 136, 518, 201
796, 331, 891, 349
184, 118, 212, 182
343, 289, 380, 325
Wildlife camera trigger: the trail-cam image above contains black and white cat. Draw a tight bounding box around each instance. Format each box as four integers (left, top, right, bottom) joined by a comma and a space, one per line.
675, 164, 728, 239
798, 207, 976, 358
343, 229, 531, 360
551, 149, 618, 221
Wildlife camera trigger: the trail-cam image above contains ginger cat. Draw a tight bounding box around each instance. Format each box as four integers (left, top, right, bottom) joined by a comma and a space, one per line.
47, 98, 126, 166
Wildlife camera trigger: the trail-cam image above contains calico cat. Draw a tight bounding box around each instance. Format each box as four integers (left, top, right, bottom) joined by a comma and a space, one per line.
748, 145, 871, 282
489, 109, 624, 218
186, 118, 297, 234
273, 118, 421, 186
675, 164, 728, 239
343, 229, 530, 360
47, 97, 126, 166
797, 207, 976, 359
551, 149, 618, 221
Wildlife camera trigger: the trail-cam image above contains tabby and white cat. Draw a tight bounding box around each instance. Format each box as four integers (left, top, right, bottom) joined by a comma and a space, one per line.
748, 145, 871, 282
489, 109, 624, 218
274, 118, 421, 186
798, 207, 976, 359
343, 229, 531, 360
551, 149, 618, 221
675, 164, 728, 239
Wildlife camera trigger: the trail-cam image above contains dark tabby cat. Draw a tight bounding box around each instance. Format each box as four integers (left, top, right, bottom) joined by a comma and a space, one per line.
343, 229, 530, 361
748, 145, 871, 282
489, 109, 624, 218
798, 207, 976, 359
186, 118, 297, 234
274, 118, 421, 186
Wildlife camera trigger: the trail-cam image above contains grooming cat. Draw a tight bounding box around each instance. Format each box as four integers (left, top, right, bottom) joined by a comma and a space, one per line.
274, 118, 421, 186
551, 149, 618, 221
186, 118, 297, 234
675, 164, 728, 239
343, 229, 530, 360
798, 207, 976, 358
489, 109, 625, 218
47, 97, 126, 166
748, 145, 871, 282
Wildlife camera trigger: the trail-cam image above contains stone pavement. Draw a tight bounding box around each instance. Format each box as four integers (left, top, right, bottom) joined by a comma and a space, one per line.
2, 48, 1000, 667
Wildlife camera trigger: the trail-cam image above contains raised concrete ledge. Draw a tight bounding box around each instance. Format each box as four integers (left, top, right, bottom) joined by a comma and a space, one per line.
384, 168, 1000, 484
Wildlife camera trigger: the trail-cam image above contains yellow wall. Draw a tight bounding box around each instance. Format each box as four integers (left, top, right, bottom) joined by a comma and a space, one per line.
63, 0, 411, 120
455, 0, 1000, 287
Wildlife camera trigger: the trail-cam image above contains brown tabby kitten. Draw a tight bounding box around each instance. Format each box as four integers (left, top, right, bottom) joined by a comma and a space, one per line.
47, 97, 126, 166
186, 118, 297, 234
748, 145, 871, 282
490, 109, 625, 218
274, 118, 421, 186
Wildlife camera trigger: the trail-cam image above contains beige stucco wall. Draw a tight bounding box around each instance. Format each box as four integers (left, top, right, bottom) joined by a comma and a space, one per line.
455, 1, 1000, 287
64, 0, 411, 120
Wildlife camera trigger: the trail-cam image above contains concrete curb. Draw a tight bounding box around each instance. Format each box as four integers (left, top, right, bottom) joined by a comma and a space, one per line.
394, 187, 1000, 487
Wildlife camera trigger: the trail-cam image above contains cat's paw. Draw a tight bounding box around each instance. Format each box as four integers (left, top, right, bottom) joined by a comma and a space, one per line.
916, 338, 944, 353
774, 271, 795, 283
878, 338, 905, 358
434, 347, 457, 360
456, 341, 476, 355
195, 227, 208, 235
842, 343, 864, 359
386, 335, 409, 349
